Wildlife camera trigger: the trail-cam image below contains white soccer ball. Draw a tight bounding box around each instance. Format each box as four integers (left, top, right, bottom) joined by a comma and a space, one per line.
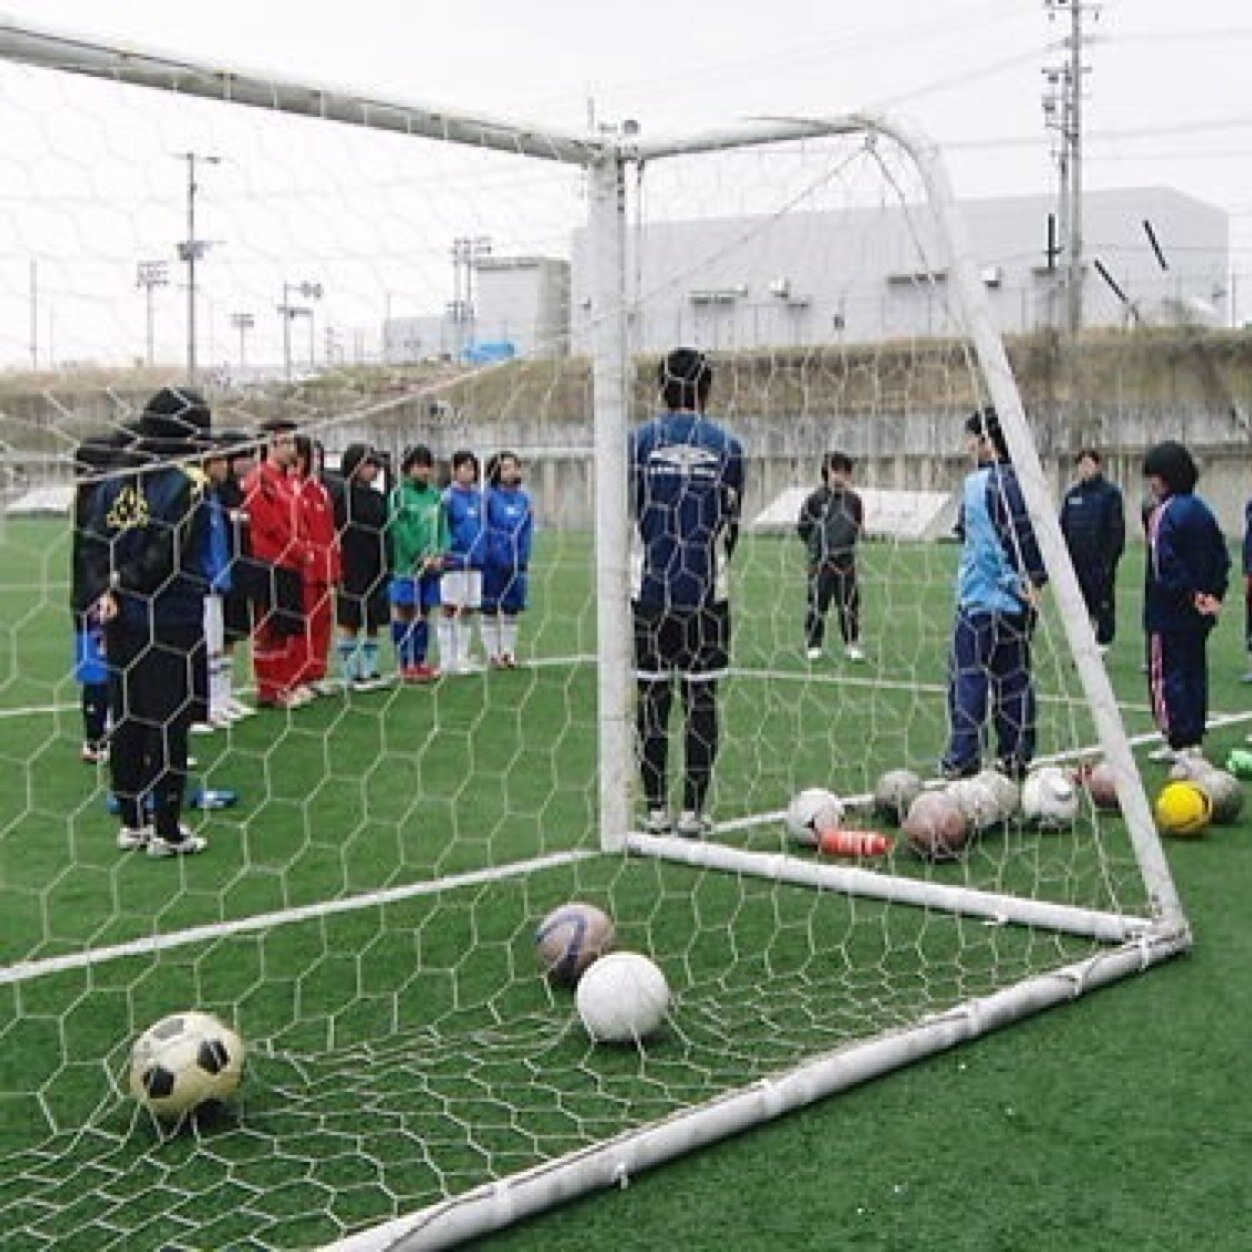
975, 768, 1021, 821
784, 788, 844, 846
946, 777, 1002, 830
872, 769, 924, 823
1020, 766, 1080, 830
129, 1010, 246, 1122
575, 951, 671, 1043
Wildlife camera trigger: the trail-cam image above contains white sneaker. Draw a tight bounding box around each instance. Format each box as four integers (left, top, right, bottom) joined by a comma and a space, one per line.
117, 824, 152, 851
147, 827, 208, 858
675, 810, 714, 839
845, 644, 866, 662
643, 808, 671, 835
189, 721, 215, 737
1147, 745, 1176, 763
805, 647, 822, 661
290, 686, 318, 706
208, 712, 235, 730
310, 679, 341, 697
227, 698, 256, 719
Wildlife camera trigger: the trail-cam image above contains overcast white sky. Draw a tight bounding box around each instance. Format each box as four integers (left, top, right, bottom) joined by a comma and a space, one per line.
1, 0, 1249, 368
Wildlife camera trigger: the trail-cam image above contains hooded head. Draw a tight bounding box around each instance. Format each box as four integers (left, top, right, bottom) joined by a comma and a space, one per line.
341, 442, 382, 480
1143, 441, 1198, 496
136, 386, 211, 455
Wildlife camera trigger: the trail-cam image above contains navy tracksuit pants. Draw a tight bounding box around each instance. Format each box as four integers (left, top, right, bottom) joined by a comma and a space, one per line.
1147, 629, 1208, 750
943, 607, 1036, 776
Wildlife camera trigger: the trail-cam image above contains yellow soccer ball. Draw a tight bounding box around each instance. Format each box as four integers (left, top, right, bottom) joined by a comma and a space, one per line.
1154, 781, 1212, 837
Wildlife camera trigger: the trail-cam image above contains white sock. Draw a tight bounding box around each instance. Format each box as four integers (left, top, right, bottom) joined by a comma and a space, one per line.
437, 618, 456, 669
209, 654, 230, 719
454, 619, 472, 665
481, 616, 501, 659
500, 617, 519, 657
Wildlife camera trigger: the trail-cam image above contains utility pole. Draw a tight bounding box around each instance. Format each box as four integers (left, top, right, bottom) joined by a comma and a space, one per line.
1043, 1, 1098, 339
136, 260, 170, 367
175, 151, 221, 383
449, 235, 491, 358
29, 259, 38, 371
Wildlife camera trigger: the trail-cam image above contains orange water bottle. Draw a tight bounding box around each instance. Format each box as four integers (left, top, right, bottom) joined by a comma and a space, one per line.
817, 828, 893, 858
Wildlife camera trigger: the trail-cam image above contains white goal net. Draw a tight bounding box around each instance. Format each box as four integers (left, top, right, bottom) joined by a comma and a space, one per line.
0, 17, 1186, 1251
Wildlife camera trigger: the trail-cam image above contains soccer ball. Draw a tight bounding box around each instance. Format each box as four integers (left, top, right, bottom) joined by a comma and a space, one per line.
946, 777, 1002, 831
129, 1011, 246, 1121
535, 901, 616, 988
784, 788, 844, 847
1082, 762, 1121, 811
872, 769, 924, 824
1167, 755, 1214, 784
1020, 767, 1080, 830
974, 768, 1020, 821
902, 791, 971, 861
1191, 769, 1244, 825
1155, 780, 1212, 837
575, 951, 670, 1043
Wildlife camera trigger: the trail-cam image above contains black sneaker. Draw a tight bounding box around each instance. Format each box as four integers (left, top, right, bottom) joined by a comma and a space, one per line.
939, 761, 979, 781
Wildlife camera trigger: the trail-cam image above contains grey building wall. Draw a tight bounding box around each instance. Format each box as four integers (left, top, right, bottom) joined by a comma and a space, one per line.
570, 187, 1229, 353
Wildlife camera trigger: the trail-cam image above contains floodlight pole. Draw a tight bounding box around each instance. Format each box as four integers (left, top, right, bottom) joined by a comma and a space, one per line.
176, 151, 220, 383
136, 259, 170, 367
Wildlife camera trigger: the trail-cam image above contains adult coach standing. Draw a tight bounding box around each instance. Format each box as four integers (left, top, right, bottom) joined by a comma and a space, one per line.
630, 348, 745, 838
1059, 448, 1125, 652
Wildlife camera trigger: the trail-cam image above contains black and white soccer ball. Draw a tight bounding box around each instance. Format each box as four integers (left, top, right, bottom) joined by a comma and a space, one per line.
1021, 766, 1080, 830
129, 1011, 246, 1121
784, 787, 844, 846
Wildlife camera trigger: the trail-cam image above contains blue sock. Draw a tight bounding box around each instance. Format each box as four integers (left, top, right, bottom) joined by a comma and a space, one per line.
337, 634, 359, 683
413, 619, 429, 665
362, 638, 380, 679
391, 620, 411, 667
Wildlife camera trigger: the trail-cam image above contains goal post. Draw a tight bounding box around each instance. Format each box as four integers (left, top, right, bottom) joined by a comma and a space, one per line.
0, 17, 1191, 1252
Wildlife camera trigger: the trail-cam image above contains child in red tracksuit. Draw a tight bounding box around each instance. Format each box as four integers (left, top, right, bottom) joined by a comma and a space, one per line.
244, 418, 310, 708
293, 436, 341, 694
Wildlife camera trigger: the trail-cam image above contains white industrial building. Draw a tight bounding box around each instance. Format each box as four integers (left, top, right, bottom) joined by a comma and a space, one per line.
569, 186, 1229, 353
382, 187, 1227, 363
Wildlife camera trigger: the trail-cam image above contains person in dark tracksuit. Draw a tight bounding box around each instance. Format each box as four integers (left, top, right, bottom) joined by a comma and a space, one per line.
79, 387, 212, 856
940, 407, 1047, 782
1142, 441, 1228, 763
798, 451, 865, 662
1241, 495, 1252, 683
1059, 448, 1125, 650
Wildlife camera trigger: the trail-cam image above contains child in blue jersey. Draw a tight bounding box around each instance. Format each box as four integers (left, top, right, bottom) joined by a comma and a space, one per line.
630, 347, 745, 838
481, 451, 534, 668
71, 435, 124, 763
1142, 441, 1228, 762
439, 450, 486, 674
940, 407, 1047, 782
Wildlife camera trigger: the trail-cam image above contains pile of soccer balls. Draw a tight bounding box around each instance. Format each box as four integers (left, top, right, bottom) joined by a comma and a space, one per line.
534, 901, 670, 1043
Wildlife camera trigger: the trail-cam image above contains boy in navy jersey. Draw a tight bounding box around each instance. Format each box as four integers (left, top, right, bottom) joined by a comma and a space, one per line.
630, 348, 744, 838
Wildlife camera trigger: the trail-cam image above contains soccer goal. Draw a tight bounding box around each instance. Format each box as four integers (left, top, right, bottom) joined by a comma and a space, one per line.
0, 16, 1187, 1251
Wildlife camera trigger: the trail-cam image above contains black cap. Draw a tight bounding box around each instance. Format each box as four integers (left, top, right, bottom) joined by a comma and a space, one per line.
1143, 441, 1198, 495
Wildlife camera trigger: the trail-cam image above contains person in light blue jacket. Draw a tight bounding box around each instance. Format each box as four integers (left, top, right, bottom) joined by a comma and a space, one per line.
940, 407, 1047, 782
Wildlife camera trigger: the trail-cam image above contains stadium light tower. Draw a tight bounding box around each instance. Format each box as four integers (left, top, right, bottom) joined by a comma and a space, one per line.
450, 235, 492, 357
278, 280, 322, 382
229, 311, 255, 371
175, 151, 221, 383
135, 259, 169, 367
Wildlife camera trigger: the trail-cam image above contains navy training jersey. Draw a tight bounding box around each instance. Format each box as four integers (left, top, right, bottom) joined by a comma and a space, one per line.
629, 411, 745, 611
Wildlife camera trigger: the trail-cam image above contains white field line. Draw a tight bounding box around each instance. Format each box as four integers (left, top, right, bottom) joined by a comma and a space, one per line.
0, 848, 599, 986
